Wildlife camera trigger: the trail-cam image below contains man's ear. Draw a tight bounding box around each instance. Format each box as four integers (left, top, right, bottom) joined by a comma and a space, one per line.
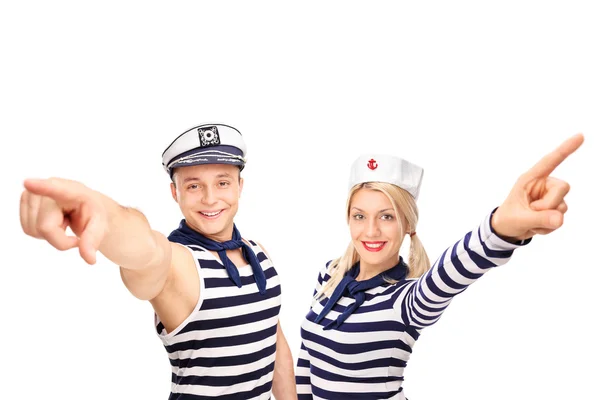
170, 182, 178, 202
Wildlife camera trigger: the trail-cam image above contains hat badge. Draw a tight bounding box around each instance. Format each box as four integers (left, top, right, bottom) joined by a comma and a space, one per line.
367, 158, 378, 170
198, 126, 220, 147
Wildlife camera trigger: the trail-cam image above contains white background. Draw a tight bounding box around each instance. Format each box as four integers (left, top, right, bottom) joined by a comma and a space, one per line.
1, 1, 599, 399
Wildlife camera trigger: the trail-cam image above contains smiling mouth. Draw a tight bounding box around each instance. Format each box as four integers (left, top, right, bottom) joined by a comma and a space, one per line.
198, 210, 224, 219
362, 241, 386, 252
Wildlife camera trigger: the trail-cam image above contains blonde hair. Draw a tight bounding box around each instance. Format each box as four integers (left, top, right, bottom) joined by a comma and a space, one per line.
316, 182, 430, 300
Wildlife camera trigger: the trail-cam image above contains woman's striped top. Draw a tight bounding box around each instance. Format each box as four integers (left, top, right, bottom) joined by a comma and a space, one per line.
296, 211, 529, 399
155, 240, 281, 400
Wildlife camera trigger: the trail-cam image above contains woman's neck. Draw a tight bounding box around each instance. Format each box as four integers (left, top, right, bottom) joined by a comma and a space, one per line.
357, 257, 399, 281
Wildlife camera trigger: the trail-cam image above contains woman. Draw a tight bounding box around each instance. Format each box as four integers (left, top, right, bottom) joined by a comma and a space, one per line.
295, 134, 583, 399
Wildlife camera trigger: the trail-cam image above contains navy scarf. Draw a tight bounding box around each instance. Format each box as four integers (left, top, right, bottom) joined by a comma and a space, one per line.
315, 258, 408, 330
168, 220, 267, 295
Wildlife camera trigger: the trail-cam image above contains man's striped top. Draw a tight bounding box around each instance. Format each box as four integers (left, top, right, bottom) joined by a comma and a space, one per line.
155, 240, 281, 400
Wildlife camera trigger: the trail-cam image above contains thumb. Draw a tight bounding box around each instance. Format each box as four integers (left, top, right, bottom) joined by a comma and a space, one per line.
78, 214, 107, 265
523, 209, 564, 232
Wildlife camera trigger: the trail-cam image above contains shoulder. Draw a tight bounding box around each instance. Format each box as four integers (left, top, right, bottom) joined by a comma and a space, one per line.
169, 240, 212, 262
244, 239, 272, 262
317, 260, 334, 283
168, 241, 202, 276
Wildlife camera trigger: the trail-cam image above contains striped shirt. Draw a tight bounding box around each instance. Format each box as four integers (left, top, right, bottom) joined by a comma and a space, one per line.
155, 240, 281, 400
296, 211, 529, 399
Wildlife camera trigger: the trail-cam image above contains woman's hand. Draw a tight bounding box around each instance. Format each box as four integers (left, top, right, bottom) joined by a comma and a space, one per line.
491, 133, 584, 241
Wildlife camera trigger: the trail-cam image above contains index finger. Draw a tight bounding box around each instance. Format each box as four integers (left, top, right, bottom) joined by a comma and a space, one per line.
23, 178, 86, 205
521, 133, 584, 182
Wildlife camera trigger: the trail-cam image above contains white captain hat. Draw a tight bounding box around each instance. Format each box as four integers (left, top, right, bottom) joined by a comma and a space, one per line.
162, 123, 247, 177
348, 154, 424, 200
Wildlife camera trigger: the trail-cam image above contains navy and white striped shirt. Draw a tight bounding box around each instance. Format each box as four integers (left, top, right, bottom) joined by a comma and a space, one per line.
155, 240, 281, 400
296, 211, 528, 399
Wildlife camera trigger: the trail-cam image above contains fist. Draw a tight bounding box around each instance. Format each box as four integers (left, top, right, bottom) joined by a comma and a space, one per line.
19, 178, 107, 264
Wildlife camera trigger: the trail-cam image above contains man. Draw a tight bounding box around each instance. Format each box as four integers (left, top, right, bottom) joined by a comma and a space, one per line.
20, 123, 296, 399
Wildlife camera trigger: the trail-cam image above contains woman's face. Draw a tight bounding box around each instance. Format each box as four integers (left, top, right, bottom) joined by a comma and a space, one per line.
348, 188, 404, 272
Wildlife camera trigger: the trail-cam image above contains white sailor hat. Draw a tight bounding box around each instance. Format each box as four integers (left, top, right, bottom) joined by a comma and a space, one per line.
348, 154, 424, 200
162, 123, 247, 176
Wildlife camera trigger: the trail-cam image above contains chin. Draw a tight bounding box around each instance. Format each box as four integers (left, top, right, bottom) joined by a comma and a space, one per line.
199, 225, 226, 236
361, 254, 388, 266
355, 246, 398, 268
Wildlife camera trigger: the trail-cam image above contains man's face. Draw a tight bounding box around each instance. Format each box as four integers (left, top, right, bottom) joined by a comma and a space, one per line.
171, 163, 243, 242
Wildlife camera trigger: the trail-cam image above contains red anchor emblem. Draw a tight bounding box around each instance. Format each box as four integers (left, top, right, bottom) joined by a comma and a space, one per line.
367, 159, 378, 170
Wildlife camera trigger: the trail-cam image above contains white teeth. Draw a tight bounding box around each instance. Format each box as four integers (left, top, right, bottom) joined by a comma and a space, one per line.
201, 210, 221, 217
365, 242, 384, 248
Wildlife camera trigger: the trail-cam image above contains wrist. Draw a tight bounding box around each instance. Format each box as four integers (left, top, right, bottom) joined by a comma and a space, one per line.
490, 208, 528, 244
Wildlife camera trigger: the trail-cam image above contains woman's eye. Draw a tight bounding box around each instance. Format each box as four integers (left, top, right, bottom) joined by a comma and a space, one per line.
352, 214, 364, 220
381, 214, 394, 220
